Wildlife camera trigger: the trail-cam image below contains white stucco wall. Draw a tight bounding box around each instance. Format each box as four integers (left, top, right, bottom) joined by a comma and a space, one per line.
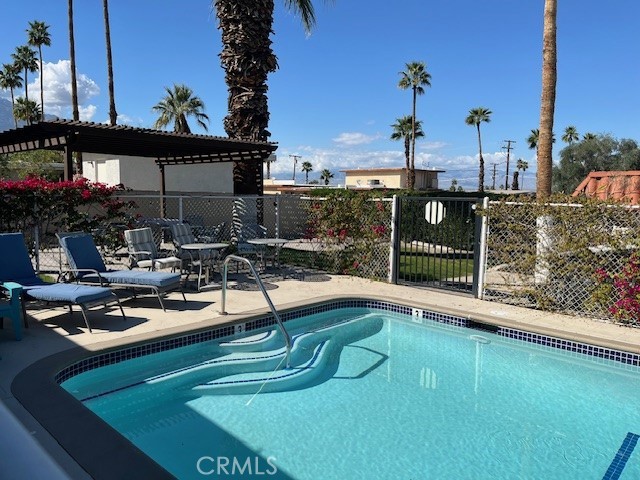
83, 154, 235, 193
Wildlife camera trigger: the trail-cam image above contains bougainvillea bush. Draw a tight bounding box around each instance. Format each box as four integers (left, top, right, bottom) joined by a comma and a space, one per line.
305, 190, 391, 279
0, 177, 137, 255
593, 253, 640, 326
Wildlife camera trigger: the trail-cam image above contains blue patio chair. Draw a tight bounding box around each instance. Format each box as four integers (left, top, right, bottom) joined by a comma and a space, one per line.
0, 232, 125, 333
0, 281, 23, 340
59, 233, 186, 311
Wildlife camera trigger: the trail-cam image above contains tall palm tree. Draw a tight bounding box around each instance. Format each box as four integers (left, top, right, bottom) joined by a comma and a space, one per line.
513, 158, 529, 190
465, 107, 492, 192
536, 0, 557, 199
583, 132, 597, 141
301, 161, 313, 183
13, 97, 40, 126
213, 0, 319, 195
390, 115, 424, 175
320, 168, 334, 186
152, 84, 209, 133
103, 0, 117, 125
562, 125, 579, 145
27, 20, 51, 121
0, 64, 23, 128
68, 0, 81, 175
11, 45, 38, 104
398, 61, 431, 190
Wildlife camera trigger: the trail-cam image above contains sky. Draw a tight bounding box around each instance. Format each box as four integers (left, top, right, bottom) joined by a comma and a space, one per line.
1, 0, 638, 190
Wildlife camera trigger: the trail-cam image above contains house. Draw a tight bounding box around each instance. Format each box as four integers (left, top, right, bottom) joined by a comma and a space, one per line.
341, 167, 444, 191
572, 170, 640, 204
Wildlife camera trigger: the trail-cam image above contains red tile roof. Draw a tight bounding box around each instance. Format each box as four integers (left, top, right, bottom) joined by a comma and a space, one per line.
572, 171, 640, 204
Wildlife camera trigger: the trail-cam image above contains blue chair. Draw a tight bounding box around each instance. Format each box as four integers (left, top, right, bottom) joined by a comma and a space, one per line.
0, 282, 23, 340
0, 232, 125, 333
59, 233, 186, 311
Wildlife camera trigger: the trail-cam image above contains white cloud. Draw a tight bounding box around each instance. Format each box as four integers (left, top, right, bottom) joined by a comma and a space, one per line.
28, 60, 99, 121
419, 141, 448, 151
332, 132, 380, 146
115, 113, 145, 127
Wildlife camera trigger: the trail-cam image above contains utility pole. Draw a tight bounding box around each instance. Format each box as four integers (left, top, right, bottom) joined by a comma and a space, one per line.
289, 155, 301, 182
502, 140, 516, 190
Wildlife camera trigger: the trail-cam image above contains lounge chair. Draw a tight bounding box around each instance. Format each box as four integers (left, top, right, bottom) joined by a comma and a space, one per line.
59, 233, 186, 311
0, 232, 125, 333
123, 227, 182, 272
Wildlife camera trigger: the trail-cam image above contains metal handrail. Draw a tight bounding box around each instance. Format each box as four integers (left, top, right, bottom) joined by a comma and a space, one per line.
220, 255, 292, 368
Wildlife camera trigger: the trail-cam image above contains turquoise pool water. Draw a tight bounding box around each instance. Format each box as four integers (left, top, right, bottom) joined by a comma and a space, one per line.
62, 307, 640, 479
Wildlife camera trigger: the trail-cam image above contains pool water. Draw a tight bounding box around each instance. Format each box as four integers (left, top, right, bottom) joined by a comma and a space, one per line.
62, 308, 640, 479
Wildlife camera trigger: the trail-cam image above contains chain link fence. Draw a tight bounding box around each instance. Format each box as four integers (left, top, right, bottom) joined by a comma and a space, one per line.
483, 199, 640, 323
19, 193, 391, 282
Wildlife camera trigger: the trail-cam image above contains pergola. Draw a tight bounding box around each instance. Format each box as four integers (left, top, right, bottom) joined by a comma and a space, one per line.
0, 120, 277, 199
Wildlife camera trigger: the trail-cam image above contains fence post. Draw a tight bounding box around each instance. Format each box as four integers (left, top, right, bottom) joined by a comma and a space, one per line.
388, 195, 399, 284
474, 196, 489, 299
178, 196, 183, 222
275, 194, 280, 238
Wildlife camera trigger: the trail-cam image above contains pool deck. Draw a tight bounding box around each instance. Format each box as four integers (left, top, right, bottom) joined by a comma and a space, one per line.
2, 271, 640, 478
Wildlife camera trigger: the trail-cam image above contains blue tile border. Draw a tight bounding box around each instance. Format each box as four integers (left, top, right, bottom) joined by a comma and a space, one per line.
55, 298, 640, 384
603, 432, 639, 480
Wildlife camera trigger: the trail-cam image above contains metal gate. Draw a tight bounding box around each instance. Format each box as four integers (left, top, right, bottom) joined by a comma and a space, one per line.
391, 196, 483, 295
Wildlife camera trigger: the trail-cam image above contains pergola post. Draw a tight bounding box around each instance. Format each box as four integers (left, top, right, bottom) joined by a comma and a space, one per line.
159, 163, 166, 218
64, 146, 73, 181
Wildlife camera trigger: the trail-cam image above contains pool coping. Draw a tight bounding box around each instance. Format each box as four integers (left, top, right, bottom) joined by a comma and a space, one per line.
11, 294, 640, 479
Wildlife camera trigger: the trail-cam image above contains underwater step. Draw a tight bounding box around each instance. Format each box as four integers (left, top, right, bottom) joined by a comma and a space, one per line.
192, 314, 385, 395
218, 329, 280, 353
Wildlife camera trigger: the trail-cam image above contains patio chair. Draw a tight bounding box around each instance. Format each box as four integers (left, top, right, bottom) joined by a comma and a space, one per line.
0, 281, 23, 340
123, 227, 182, 272
59, 233, 186, 311
232, 198, 267, 257
170, 223, 226, 290
0, 232, 125, 333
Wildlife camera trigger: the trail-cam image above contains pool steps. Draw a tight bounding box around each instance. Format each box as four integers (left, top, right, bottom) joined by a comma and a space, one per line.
141, 313, 383, 395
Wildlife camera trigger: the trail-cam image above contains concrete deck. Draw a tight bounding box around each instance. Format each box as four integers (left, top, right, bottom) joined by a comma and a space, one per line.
2, 271, 640, 478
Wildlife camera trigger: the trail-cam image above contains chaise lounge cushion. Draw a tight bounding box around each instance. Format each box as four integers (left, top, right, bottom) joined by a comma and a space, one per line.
24, 283, 114, 304
81, 270, 180, 289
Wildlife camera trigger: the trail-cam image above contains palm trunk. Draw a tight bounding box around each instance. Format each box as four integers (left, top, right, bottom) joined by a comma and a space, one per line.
68, 0, 82, 174
10, 88, 17, 128
38, 45, 44, 120
409, 87, 417, 190
216, 0, 277, 194
23, 68, 29, 103
536, 0, 557, 199
103, 0, 117, 125
477, 124, 484, 193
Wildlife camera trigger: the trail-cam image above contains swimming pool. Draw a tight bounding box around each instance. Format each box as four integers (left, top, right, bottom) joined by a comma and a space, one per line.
16, 298, 640, 479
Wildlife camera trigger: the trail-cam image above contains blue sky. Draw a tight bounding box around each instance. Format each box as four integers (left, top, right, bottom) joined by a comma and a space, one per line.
1, 0, 638, 189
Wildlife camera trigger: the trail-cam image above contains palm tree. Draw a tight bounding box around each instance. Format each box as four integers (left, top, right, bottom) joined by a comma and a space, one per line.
398, 61, 431, 190
512, 158, 529, 190
152, 84, 209, 133
536, 0, 557, 199
27, 20, 51, 121
562, 125, 579, 145
583, 132, 597, 141
11, 45, 38, 104
213, 0, 319, 195
320, 168, 334, 186
391, 115, 425, 175
465, 107, 492, 193
0, 64, 23, 128
103, 0, 117, 125
528, 128, 555, 151
68, 0, 81, 175
13, 97, 40, 126
301, 161, 313, 183
264, 154, 276, 179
